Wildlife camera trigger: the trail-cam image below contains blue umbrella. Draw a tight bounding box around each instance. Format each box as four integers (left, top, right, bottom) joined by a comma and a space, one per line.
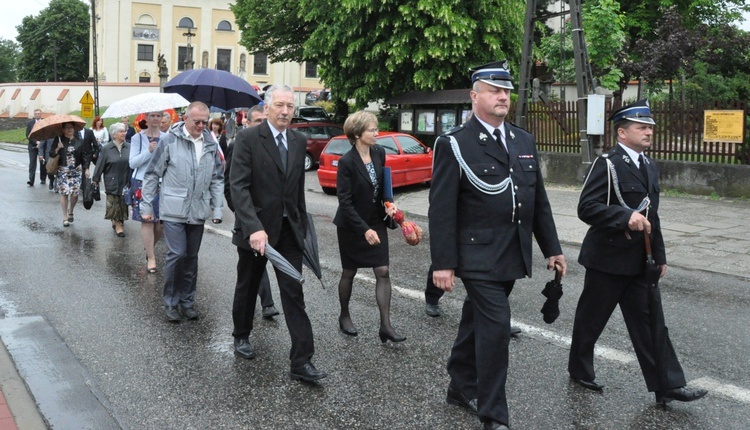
163, 69, 262, 110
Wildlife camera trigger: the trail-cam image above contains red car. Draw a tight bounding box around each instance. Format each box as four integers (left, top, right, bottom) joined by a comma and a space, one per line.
288, 122, 344, 170
317, 132, 433, 195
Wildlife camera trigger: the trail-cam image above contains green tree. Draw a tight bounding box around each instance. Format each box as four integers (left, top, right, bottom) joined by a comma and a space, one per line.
16, 0, 90, 82
233, 0, 525, 113
0, 38, 20, 83
230, 0, 309, 63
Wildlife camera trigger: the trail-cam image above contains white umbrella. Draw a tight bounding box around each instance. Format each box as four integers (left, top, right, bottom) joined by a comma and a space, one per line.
101, 92, 190, 118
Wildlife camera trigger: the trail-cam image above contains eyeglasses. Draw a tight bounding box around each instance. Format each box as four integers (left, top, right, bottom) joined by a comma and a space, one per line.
190, 118, 209, 126
366, 128, 379, 133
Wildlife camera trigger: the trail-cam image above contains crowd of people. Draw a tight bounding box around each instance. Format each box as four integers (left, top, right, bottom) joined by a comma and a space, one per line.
22, 70, 709, 429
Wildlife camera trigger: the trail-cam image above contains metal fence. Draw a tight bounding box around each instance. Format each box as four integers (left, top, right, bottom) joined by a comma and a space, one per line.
511, 99, 749, 164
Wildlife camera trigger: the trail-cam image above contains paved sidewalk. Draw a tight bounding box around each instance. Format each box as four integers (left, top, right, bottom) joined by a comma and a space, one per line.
395, 183, 750, 280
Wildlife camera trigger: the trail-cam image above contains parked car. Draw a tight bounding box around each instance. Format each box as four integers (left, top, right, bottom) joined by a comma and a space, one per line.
293, 106, 331, 123
317, 132, 433, 195
304, 89, 331, 105
288, 122, 345, 170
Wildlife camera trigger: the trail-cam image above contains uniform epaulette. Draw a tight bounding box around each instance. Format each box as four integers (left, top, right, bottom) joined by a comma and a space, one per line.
506, 121, 531, 135
443, 124, 465, 136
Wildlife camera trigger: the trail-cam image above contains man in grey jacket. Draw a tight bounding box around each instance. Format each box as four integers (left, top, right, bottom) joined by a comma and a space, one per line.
141, 101, 224, 322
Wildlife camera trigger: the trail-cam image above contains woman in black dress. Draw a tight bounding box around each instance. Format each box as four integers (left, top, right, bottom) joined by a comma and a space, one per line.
332, 111, 404, 343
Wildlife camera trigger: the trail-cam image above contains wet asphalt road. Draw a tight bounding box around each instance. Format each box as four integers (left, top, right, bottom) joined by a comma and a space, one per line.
1, 144, 749, 429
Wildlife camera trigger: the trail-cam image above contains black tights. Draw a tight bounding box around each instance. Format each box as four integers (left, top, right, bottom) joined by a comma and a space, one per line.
338, 266, 399, 336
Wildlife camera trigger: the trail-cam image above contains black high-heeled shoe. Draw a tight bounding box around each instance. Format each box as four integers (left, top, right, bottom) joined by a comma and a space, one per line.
338, 318, 358, 336
378, 330, 406, 343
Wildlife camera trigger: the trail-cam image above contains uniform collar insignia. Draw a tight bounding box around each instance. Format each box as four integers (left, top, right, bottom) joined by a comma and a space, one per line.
509, 129, 515, 140
622, 154, 631, 164
479, 132, 488, 141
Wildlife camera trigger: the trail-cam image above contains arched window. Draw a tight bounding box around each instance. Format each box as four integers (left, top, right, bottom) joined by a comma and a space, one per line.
178, 17, 195, 29
139, 72, 151, 83
217, 20, 232, 31
137, 14, 155, 26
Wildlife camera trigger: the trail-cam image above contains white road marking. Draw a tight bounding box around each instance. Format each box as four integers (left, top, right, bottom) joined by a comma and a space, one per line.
691, 377, 750, 404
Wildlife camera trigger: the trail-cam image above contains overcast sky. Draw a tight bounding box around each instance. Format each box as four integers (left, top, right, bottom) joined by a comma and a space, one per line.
2, 1, 749, 43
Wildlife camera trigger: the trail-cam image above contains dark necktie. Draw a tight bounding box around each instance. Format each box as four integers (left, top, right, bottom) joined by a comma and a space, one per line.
638, 154, 648, 186
276, 133, 287, 172
493, 129, 509, 163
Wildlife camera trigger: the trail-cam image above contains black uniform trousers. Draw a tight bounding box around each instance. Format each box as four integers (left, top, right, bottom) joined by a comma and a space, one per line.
424, 265, 444, 306
28, 144, 46, 184
568, 268, 686, 391
232, 218, 314, 368
447, 279, 514, 425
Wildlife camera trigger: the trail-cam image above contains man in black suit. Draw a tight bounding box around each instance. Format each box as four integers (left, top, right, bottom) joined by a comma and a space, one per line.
229, 84, 326, 382
224, 105, 280, 320
429, 61, 566, 430
568, 100, 707, 404
78, 121, 98, 171
25, 109, 44, 186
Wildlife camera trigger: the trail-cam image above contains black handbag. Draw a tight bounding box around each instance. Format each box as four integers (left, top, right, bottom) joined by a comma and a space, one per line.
82, 176, 94, 210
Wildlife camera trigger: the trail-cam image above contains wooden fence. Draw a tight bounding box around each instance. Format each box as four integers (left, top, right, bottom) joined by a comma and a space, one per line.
509, 99, 749, 164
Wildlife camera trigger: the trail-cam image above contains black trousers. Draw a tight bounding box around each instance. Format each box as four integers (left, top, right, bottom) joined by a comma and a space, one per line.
424, 265, 445, 305
568, 268, 686, 392
232, 219, 314, 367
447, 279, 515, 426
28, 145, 46, 183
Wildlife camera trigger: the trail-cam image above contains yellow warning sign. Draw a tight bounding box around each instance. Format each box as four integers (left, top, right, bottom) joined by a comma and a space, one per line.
79, 90, 94, 104
81, 104, 94, 118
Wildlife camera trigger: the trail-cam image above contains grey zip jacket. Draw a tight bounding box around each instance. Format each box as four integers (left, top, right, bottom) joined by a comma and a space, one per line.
140, 122, 224, 223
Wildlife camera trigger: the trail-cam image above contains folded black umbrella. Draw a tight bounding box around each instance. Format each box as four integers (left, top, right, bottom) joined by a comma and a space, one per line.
264, 243, 305, 285
644, 233, 669, 396
302, 213, 325, 289
541, 265, 563, 324
82, 176, 94, 210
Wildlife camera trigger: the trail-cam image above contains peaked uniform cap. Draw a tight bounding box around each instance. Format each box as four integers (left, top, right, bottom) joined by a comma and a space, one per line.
610, 99, 656, 125
470, 60, 514, 90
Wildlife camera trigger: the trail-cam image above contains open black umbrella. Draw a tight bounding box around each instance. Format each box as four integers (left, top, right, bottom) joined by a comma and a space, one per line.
644, 233, 669, 400
163, 69, 262, 110
302, 213, 325, 289
541, 264, 563, 324
264, 243, 304, 285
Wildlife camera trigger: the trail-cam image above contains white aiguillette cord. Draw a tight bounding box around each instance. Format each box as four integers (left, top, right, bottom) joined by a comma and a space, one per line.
447, 135, 516, 221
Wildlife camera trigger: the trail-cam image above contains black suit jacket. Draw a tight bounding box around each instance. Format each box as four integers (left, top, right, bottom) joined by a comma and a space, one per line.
229, 121, 308, 251
428, 115, 562, 282
26, 118, 39, 146
578, 144, 665, 275
78, 128, 98, 168
333, 144, 390, 234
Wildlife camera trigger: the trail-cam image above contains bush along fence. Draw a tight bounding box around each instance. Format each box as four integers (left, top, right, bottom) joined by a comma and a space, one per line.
510, 99, 749, 164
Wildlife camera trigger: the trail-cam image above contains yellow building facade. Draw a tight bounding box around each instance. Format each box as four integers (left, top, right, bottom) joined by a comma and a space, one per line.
91, 0, 324, 93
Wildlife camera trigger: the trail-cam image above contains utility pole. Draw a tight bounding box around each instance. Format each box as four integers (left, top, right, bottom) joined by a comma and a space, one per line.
90, 0, 100, 116
515, 0, 601, 163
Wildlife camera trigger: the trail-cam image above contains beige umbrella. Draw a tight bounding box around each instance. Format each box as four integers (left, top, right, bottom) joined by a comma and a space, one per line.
29, 114, 87, 141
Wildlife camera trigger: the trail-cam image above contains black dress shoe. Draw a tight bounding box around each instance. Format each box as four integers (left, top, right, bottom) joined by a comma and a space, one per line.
510, 326, 522, 337
571, 377, 604, 391
164, 306, 181, 322
378, 330, 406, 343
234, 338, 255, 359
446, 382, 478, 415
180, 306, 201, 320
290, 362, 327, 382
27, 181, 33, 186
655, 386, 707, 404
40, 180, 46, 185
483, 420, 509, 430
338, 318, 358, 336
262, 305, 279, 319
425, 303, 442, 317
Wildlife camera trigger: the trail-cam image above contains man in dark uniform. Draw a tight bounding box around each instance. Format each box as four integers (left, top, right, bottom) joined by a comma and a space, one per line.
568, 100, 707, 404
429, 61, 566, 430
25, 109, 44, 186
